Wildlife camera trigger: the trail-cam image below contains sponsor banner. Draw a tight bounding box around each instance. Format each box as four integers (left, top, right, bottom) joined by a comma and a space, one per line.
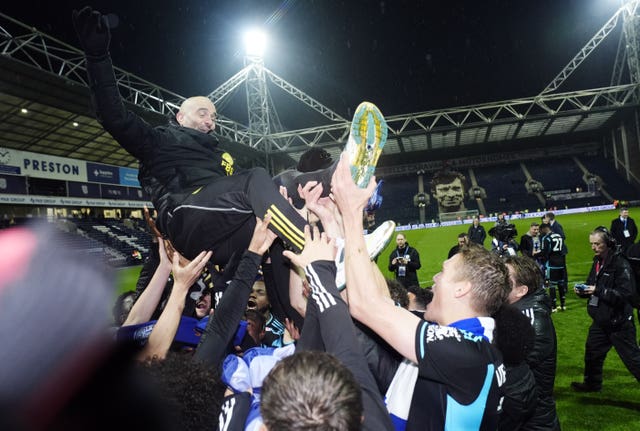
68, 181, 101, 199
546, 189, 572, 195
395, 204, 616, 231
0, 193, 152, 208
87, 162, 119, 184
101, 184, 131, 200
440, 220, 465, 227
547, 191, 598, 201
0, 165, 20, 175
0, 147, 87, 182
0, 148, 143, 188
0, 174, 27, 194
119, 167, 140, 187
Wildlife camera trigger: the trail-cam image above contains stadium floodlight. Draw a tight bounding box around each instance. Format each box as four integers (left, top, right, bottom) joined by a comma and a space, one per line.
243, 29, 267, 58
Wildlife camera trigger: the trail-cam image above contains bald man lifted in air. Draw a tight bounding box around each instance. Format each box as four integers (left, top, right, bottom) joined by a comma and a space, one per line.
72, 7, 390, 267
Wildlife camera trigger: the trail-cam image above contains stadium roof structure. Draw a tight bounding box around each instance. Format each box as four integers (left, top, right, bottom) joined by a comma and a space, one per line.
1, 1, 640, 173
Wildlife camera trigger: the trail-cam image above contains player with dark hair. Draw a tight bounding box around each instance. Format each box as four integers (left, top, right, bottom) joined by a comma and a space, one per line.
539, 223, 567, 312
406, 285, 433, 313
448, 232, 469, 258
261, 352, 363, 430
504, 255, 561, 430
493, 305, 538, 431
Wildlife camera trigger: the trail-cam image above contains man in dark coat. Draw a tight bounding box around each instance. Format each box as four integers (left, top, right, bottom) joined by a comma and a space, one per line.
610, 207, 638, 254
72, 7, 311, 264
505, 256, 561, 430
388, 233, 421, 288
571, 227, 640, 392
468, 216, 487, 247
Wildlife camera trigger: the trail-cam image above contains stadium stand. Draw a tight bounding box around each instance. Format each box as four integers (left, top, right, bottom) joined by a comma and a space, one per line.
525, 157, 585, 193
375, 175, 420, 226
473, 163, 541, 215
0, 216, 154, 267
68, 217, 151, 266
578, 155, 639, 201
368, 153, 640, 227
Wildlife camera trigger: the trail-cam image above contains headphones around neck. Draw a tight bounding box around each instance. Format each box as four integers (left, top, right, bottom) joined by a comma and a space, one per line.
594, 226, 616, 248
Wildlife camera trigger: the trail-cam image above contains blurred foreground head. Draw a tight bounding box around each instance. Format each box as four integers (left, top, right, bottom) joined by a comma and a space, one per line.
0, 224, 172, 430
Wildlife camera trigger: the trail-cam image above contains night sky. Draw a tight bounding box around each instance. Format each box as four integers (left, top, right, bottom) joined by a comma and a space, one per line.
2, 0, 624, 127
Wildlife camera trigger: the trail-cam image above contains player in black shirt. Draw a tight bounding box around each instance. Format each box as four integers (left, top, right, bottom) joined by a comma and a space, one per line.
540, 223, 567, 311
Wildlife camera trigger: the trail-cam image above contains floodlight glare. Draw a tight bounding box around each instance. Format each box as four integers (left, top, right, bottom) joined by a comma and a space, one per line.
243, 29, 267, 57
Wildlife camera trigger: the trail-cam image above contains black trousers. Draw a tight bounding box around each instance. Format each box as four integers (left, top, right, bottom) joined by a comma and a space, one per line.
166, 167, 306, 263
583, 318, 640, 388
272, 161, 336, 209
547, 266, 567, 307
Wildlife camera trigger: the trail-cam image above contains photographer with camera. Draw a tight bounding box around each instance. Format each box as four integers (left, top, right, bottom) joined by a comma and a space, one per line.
489, 223, 519, 257
388, 233, 422, 288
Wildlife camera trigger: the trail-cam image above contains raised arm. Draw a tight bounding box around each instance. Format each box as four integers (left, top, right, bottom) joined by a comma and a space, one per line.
284, 225, 394, 430
193, 215, 277, 367
137, 250, 212, 361
330, 154, 420, 363
72, 7, 159, 159
123, 239, 172, 325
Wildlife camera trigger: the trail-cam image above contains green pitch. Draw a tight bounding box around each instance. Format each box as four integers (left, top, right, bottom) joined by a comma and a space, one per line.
115, 264, 144, 295
117, 209, 640, 428
374, 210, 614, 286
376, 208, 640, 429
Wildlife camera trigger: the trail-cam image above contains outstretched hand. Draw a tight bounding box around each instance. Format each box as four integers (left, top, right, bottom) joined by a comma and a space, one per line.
283, 224, 335, 269
72, 6, 111, 57
172, 250, 212, 292
298, 182, 343, 239
247, 213, 278, 255
331, 153, 377, 220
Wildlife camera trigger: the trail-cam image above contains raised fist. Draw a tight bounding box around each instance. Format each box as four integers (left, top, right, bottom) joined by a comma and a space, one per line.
72, 6, 111, 57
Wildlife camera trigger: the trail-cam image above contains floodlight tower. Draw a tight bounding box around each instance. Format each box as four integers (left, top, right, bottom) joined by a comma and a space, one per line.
611, 0, 640, 87
243, 30, 270, 147
621, 0, 640, 85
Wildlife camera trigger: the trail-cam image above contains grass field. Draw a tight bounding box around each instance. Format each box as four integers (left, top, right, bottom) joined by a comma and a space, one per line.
116, 208, 640, 429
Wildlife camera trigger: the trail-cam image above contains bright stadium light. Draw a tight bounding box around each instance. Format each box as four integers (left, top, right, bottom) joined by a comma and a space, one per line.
243, 29, 267, 58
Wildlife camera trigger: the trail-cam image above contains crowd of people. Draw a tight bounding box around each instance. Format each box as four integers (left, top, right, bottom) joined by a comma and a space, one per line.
2, 6, 640, 431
